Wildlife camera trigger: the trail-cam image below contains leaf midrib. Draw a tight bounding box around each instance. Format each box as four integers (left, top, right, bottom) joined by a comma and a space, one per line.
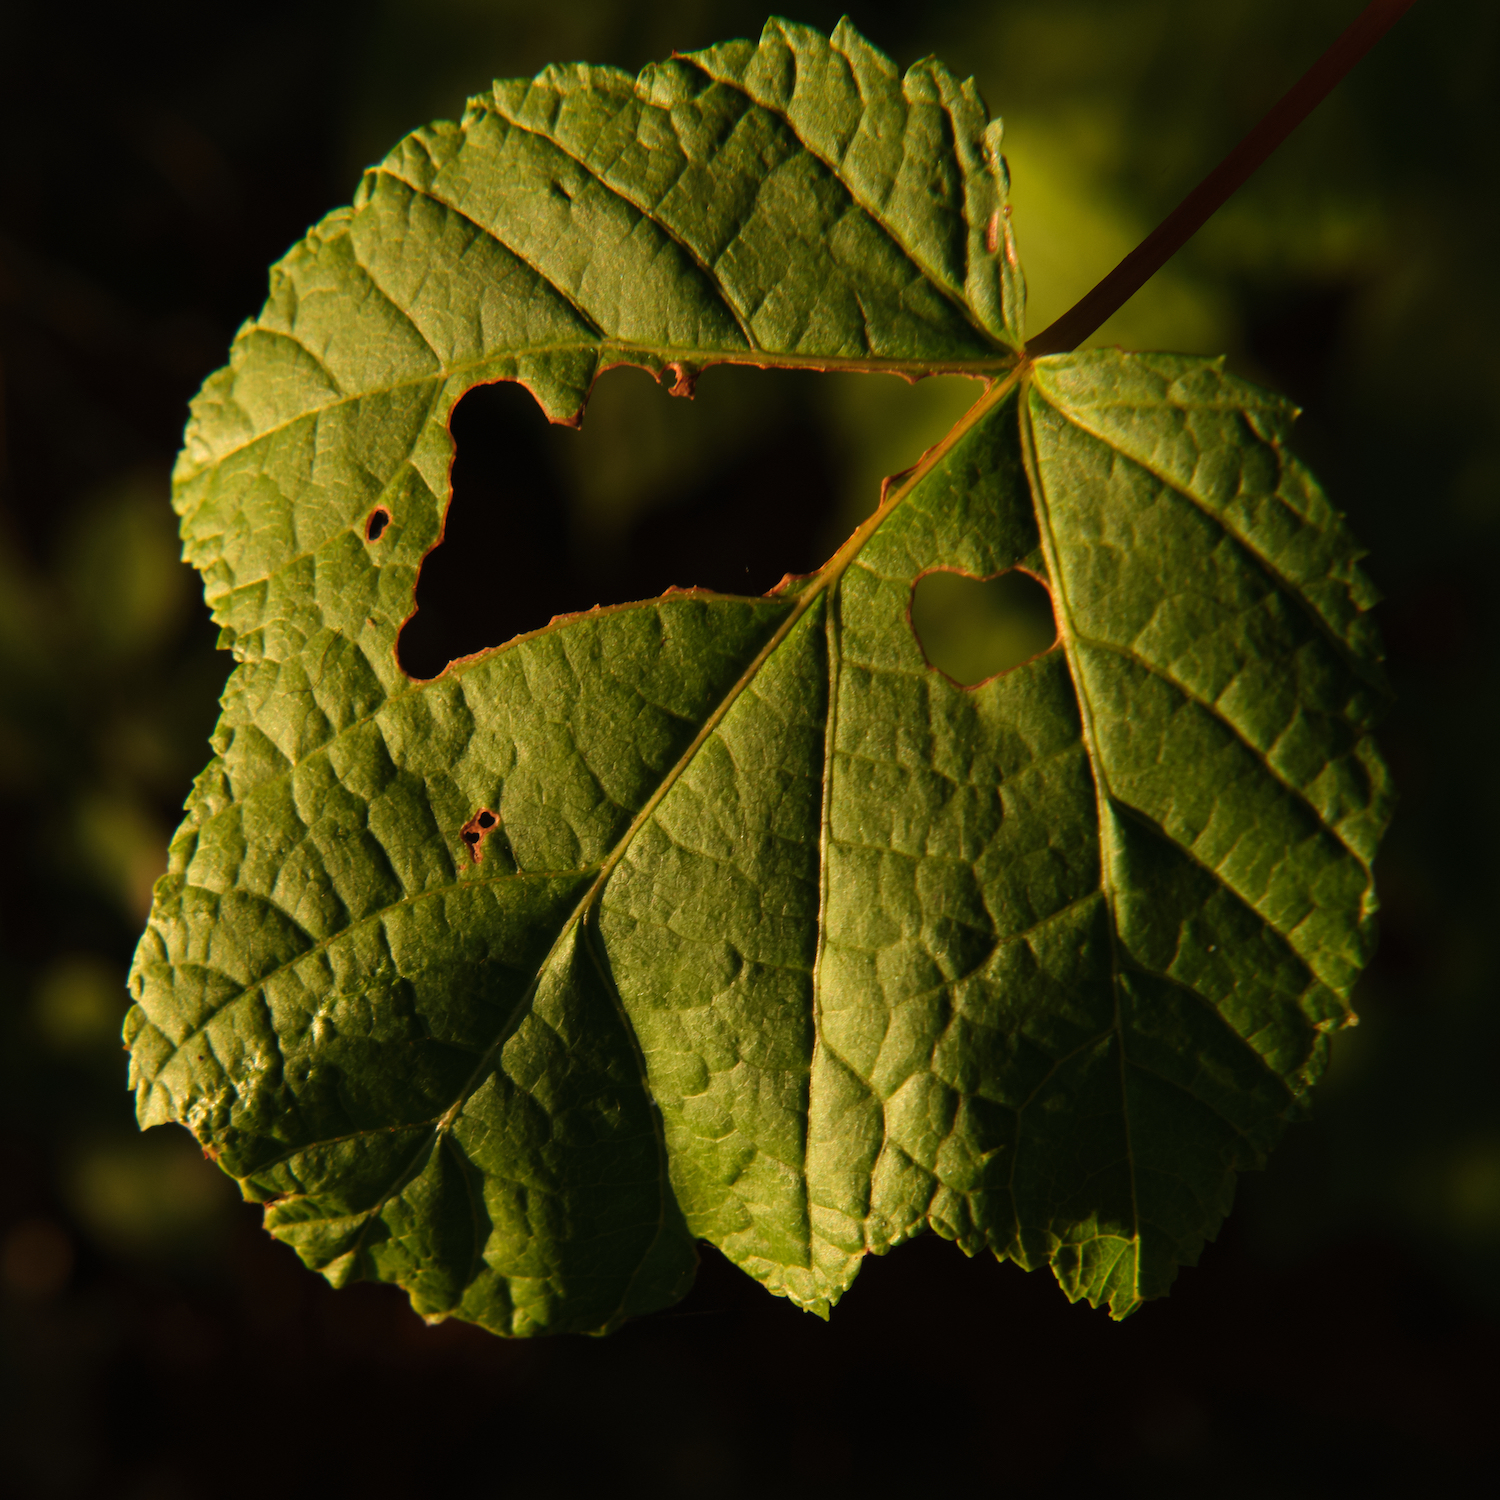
1017, 377, 1144, 1282
1011, 374, 1355, 1296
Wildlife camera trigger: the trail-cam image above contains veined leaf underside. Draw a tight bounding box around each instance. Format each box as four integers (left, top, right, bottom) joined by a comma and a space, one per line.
125, 18, 1390, 1335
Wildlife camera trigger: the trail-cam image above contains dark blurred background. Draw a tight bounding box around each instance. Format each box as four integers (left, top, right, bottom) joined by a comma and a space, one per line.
1, 1, 1496, 1494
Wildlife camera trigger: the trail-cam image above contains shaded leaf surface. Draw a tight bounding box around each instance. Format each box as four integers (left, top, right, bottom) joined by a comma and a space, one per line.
125, 20, 1389, 1334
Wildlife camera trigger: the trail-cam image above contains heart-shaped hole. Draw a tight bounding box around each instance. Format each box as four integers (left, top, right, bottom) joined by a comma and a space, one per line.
910, 567, 1058, 686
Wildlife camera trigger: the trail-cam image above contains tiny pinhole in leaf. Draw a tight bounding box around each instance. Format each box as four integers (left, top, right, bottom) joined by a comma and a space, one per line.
910, 567, 1057, 686
365, 507, 390, 542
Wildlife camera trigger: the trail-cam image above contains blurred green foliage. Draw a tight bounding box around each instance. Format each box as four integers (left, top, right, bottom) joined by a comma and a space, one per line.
1, 1, 1497, 1493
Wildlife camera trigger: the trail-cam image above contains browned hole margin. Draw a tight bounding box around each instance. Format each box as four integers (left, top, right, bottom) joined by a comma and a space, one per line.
460, 807, 500, 864
365, 506, 391, 542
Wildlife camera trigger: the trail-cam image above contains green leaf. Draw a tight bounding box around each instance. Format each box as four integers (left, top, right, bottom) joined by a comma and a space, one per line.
125, 18, 1390, 1334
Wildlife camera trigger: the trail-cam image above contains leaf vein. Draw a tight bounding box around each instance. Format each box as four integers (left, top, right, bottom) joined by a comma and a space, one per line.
694, 65, 1001, 350
145, 868, 598, 1078
1040, 393, 1378, 689
480, 107, 759, 351
1019, 380, 1144, 1266
1072, 627, 1365, 868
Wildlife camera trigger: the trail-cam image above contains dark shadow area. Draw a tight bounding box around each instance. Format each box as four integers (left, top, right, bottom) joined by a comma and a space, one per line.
397, 369, 847, 680
4, 1202, 1485, 1497
910, 566, 1058, 685
1242, 279, 1356, 410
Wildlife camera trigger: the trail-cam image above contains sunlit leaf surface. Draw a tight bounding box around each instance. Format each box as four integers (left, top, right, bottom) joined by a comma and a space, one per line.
125, 19, 1389, 1335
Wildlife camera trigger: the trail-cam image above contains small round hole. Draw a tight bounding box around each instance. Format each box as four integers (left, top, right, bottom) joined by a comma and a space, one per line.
365, 507, 390, 542
910, 567, 1057, 686
476, 810, 497, 829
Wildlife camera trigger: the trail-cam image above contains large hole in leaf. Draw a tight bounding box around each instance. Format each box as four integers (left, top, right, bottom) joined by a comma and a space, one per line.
396, 366, 982, 679
910, 568, 1058, 686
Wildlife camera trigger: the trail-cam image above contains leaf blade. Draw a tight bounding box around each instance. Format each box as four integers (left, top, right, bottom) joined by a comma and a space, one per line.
127, 24, 1388, 1335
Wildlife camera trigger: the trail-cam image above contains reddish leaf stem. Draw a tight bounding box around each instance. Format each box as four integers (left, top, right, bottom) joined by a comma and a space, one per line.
1025, 0, 1420, 357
